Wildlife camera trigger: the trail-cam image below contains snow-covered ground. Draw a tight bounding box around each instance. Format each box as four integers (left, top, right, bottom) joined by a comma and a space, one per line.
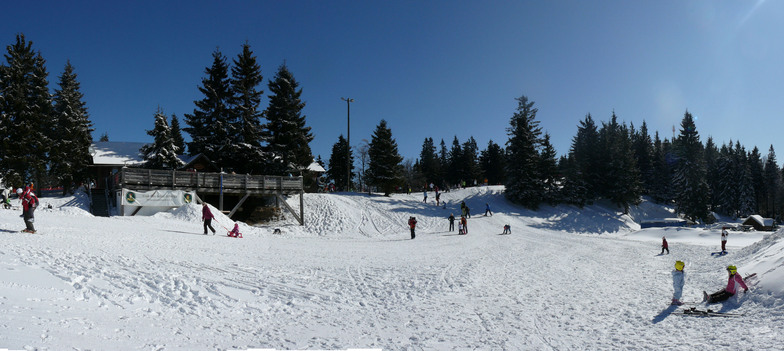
1, 186, 783, 350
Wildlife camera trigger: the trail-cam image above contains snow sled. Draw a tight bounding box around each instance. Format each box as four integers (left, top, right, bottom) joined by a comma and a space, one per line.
227, 231, 243, 238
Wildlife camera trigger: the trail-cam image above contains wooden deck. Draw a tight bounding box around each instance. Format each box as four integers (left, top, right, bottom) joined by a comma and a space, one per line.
113, 168, 303, 195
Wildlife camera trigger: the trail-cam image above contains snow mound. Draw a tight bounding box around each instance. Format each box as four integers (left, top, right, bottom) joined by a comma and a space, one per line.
739, 229, 784, 299
53, 206, 93, 217
155, 203, 237, 229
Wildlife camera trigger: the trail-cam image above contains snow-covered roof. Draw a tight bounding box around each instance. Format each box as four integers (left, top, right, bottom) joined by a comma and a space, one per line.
91, 141, 146, 166
307, 161, 326, 173
745, 215, 775, 227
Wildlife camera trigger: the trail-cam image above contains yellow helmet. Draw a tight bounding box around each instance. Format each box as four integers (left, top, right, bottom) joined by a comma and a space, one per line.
727, 265, 737, 274
675, 261, 685, 271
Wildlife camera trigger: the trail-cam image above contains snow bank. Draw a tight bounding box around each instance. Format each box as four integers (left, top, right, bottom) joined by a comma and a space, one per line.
740, 229, 784, 298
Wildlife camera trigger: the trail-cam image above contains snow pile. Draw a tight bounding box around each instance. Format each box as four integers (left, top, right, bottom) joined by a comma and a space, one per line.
740, 230, 784, 298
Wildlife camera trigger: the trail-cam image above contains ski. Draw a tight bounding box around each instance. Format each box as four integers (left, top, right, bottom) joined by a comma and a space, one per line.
680, 308, 743, 317
711, 251, 728, 256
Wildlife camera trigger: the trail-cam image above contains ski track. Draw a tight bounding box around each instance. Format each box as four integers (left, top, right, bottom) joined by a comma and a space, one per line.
0, 186, 783, 349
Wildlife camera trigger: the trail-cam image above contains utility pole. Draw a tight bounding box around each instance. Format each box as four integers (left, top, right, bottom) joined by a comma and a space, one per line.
341, 97, 354, 192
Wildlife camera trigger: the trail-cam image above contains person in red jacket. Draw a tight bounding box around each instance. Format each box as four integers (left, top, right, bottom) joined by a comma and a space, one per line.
202, 202, 216, 235
703, 265, 749, 303
408, 216, 417, 239
18, 187, 38, 233
661, 236, 669, 255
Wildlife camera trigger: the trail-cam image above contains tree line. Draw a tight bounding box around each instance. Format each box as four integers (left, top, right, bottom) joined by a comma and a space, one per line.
327, 95, 784, 223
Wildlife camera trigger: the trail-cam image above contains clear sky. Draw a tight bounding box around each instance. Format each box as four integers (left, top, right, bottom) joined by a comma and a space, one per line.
3, 0, 783, 166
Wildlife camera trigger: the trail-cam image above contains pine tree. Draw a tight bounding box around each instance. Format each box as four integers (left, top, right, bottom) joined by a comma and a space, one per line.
633, 121, 655, 194
418, 137, 440, 187
140, 107, 184, 169
446, 136, 462, 186
184, 49, 235, 167
479, 140, 506, 185
461, 136, 480, 185
703, 137, 720, 210
50, 61, 93, 194
504, 95, 543, 209
0, 34, 52, 188
229, 43, 266, 174
567, 114, 601, 204
650, 133, 674, 204
366, 119, 403, 196
264, 63, 313, 175
748, 147, 766, 217
764, 146, 780, 220
539, 133, 560, 205
597, 113, 641, 213
326, 135, 353, 191
99, 132, 109, 142
672, 111, 710, 222
169, 114, 186, 155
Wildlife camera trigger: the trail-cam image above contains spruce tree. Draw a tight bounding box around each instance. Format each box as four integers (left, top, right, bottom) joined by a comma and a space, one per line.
598, 113, 641, 213
170, 114, 186, 155
326, 134, 353, 191
650, 133, 674, 204
140, 107, 184, 169
479, 140, 506, 185
672, 111, 710, 222
418, 137, 440, 187
50, 61, 93, 194
264, 63, 313, 175
633, 121, 655, 195
764, 146, 780, 219
0, 34, 52, 188
184, 49, 235, 167
539, 133, 560, 205
229, 43, 266, 173
568, 114, 601, 204
461, 137, 481, 185
366, 119, 403, 196
504, 95, 543, 209
748, 147, 766, 216
447, 136, 462, 186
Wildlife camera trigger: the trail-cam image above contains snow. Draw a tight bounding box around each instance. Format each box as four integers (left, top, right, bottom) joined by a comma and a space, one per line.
91, 141, 146, 166
1, 185, 783, 349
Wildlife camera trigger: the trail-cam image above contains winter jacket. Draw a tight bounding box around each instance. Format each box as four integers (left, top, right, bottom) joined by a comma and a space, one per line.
408, 217, 417, 229
672, 269, 685, 300
202, 205, 214, 221
21, 191, 38, 212
721, 230, 728, 242
725, 273, 748, 295
662, 238, 668, 248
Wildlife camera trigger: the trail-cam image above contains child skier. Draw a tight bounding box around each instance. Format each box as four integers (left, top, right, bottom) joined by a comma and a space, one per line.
460, 216, 468, 234
503, 224, 511, 235
661, 236, 669, 255
458, 221, 464, 235
703, 265, 749, 304
671, 260, 685, 305
19, 187, 38, 233
484, 203, 492, 216
408, 216, 417, 239
721, 227, 728, 253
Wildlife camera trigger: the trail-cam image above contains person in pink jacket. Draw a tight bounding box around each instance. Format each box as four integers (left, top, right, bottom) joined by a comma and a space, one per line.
202, 203, 216, 235
703, 265, 748, 303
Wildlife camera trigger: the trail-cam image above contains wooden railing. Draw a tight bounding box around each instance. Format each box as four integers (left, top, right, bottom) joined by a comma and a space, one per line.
114, 168, 303, 194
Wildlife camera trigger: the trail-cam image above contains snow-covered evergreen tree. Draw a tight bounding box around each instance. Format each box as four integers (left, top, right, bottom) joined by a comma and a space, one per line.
650, 132, 674, 204
672, 111, 710, 222
229, 43, 266, 174
0, 34, 52, 188
366, 119, 403, 196
539, 133, 560, 205
597, 113, 641, 213
763, 146, 780, 219
140, 108, 184, 169
748, 147, 766, 217
264, 63, 313, 175
446, 136, 462, 186
50, 61, 93, 194
184, 49, 235, 167
567, 114, 601, 204
418, 137, 440, 187
461, 137, 481, 186
633, 121, 655, 195
504, 95, 543, 209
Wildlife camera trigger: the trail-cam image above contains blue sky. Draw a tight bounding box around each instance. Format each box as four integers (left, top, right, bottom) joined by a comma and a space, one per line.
3, 0, 783, 166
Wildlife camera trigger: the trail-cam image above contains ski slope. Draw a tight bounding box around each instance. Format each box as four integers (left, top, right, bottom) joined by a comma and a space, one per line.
1, 186, 783, 350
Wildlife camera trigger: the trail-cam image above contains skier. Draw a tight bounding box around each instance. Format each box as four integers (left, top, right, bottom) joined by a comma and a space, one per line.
423, 189, 428, 203
1, 187, 11, 209
436, 192, 441, 207
408, 216, 417, 239
671, 260, 685, 305
702, 265, 749, 304
202, 202, 216, 235
661, 236, 669, 255
458, 221, 464, 235
448, 213, 455, 232
460, 216, 468, 234
484, 203, 492, 216
721, 227, 728, 253
19, 187, 38, 233
503, 224, 511, 235
465, 206, 471, 218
